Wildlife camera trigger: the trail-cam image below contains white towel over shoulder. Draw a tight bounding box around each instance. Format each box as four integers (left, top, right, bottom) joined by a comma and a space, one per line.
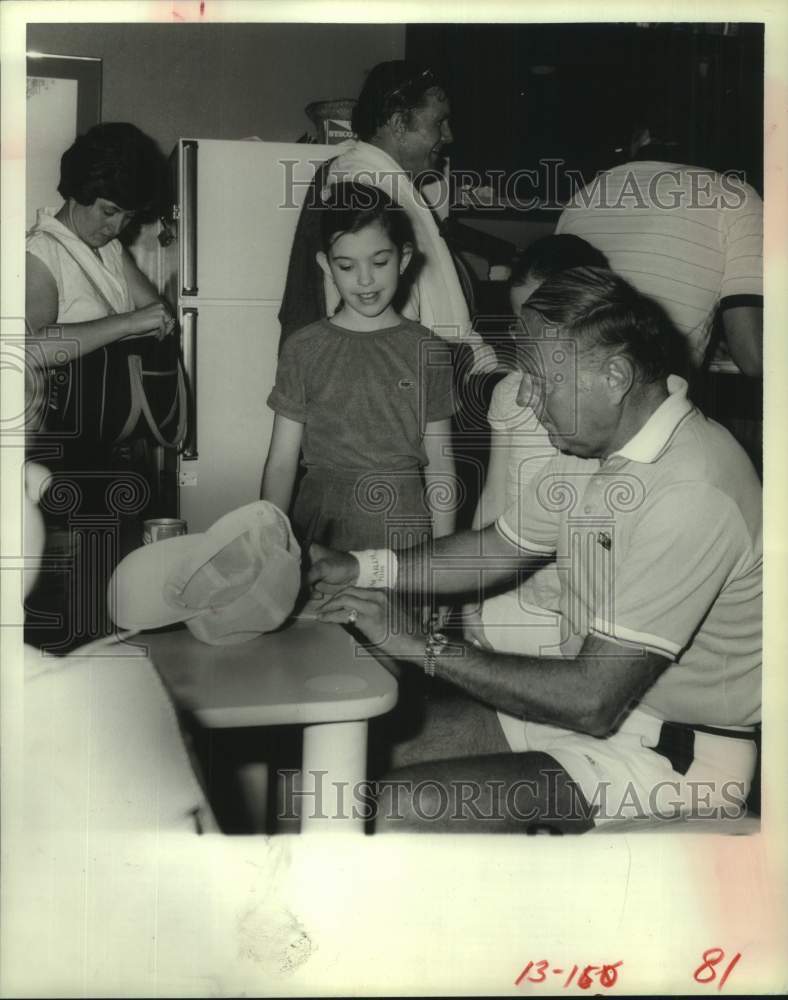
325, 141, 495, 371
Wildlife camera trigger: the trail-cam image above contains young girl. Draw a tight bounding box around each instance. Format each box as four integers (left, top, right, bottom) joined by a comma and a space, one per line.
262, 181, 456, 552
464, 235, 609, 649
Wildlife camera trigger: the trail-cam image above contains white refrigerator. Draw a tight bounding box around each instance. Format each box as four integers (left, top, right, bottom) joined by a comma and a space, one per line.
163, 139, 335, 532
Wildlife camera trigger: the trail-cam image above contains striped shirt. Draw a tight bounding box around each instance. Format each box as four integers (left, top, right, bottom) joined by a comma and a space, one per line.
555, 161, 763, 369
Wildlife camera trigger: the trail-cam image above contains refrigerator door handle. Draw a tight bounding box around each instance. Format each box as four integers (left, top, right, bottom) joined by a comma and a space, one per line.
181, 140, 198, 296
181, 307, 198, 460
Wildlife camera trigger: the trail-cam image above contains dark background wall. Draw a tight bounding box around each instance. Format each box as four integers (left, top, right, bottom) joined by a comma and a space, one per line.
408, 22, 764, 199
26, 21, 763, 254
27, 22, 406, 156
28, 20, 763, 196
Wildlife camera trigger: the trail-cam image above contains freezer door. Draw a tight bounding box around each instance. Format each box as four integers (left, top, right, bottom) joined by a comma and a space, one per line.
183, 139, 336, 301
177, 301, 281, 533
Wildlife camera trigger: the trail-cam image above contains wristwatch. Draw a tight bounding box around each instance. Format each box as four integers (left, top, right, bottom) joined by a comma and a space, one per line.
424, 628, 451, 677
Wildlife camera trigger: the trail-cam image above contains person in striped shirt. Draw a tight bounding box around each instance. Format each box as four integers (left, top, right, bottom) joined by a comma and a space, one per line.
555, 121, 763, 377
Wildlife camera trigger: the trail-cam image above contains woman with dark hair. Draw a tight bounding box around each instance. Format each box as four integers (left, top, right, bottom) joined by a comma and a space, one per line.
24, 123, 176, 623
26, 122, 173, 370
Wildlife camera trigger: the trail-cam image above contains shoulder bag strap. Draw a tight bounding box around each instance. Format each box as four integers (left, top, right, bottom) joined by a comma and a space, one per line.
117, 354, 188, 449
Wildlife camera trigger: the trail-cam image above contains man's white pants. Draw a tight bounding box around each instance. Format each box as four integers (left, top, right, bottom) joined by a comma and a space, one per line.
481, 591, 757, 825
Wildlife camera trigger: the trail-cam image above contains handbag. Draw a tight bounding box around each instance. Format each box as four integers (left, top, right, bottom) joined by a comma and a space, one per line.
40, 232, 187, 449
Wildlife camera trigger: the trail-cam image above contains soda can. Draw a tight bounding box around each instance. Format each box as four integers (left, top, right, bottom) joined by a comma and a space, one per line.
143, 518, 188, 544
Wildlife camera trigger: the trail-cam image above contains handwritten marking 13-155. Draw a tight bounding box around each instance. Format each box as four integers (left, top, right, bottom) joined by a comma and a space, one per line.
514, 948, 742, 992
514, 961, 622, 989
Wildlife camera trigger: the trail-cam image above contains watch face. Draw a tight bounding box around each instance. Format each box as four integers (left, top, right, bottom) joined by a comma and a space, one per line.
428, 631, 450, 653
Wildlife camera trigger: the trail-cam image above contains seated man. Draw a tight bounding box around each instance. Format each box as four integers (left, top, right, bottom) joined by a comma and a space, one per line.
309, 267, 762, 832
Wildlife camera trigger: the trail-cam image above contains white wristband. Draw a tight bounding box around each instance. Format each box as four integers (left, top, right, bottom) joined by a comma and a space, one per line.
349, 549, 399, 589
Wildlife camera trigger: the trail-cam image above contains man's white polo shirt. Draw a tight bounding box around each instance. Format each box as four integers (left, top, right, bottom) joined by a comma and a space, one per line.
495, 376, 762, 727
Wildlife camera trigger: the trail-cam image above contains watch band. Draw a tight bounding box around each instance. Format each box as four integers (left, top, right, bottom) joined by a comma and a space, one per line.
424, 629, 451, 677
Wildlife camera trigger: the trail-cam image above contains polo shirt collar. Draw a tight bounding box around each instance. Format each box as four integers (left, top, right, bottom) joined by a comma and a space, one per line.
610, 375, 693, 464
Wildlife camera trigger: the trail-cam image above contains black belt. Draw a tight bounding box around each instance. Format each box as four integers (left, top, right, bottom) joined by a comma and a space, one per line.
652, 721, 759, 776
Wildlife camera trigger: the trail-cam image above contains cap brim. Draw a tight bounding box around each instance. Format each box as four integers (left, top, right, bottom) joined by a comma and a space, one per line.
108, 534, 206, 630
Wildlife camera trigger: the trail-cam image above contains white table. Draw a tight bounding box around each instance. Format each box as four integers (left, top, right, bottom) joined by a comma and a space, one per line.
142, 622, 398, 832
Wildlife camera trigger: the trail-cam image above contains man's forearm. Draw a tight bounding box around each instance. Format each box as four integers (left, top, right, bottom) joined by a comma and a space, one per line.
308, 525, 551, 602
404, 631, 668, 738
424, 638, 607, 734
722, 304, 763, 377
394, 525, 544, 599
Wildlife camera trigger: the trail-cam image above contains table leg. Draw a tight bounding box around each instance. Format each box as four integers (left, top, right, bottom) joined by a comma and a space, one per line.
299, 720, 368, 833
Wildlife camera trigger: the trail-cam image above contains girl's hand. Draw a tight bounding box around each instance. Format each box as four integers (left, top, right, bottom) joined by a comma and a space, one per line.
307, 543, 360, 589
462, 602, 493, 650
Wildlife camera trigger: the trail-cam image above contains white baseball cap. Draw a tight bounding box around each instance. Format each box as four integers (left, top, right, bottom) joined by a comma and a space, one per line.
108, 501, 302, 645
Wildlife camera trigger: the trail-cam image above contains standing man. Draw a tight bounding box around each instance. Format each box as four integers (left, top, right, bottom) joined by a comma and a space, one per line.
555, 119, 763, 377
308, 267, 761, 832
278, 60, 494, 371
